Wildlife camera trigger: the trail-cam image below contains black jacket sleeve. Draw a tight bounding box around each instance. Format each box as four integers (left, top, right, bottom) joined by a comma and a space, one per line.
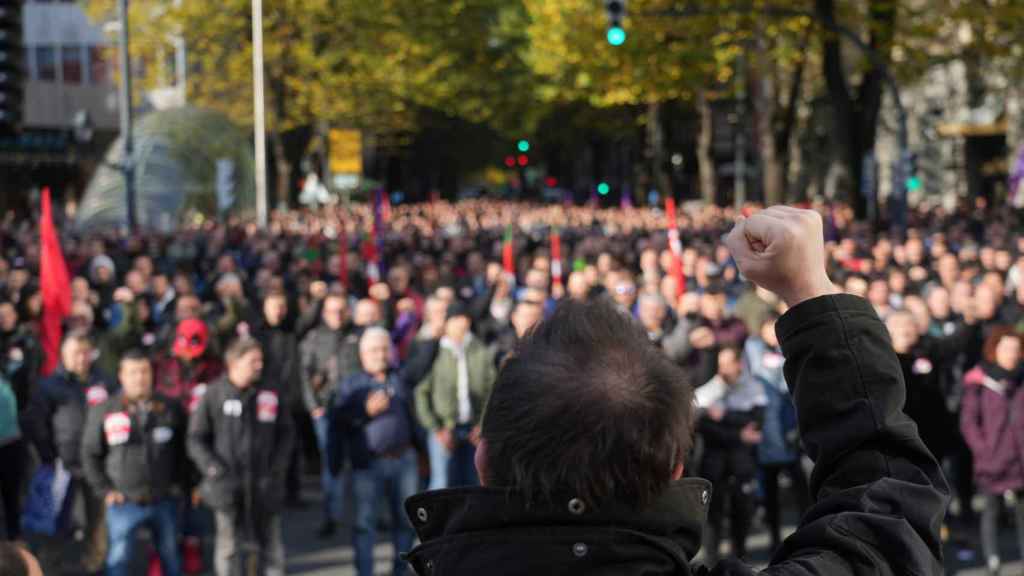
762, 294, 948, 575
80, 403, 112, 495
22, 382, 56, 464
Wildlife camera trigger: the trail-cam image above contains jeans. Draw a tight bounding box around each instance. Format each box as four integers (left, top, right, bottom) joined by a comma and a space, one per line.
73, 476, 109, 572
213, 510, 284, 576
426, 425, 479, 490
352, 449, 418, 576
313, 414, 345, 523
106, 499, 181, 576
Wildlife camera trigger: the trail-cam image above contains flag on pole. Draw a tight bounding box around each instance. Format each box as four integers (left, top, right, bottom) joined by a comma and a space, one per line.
550, 228, 563, 287
1011, 146, 1024, 208
39, 187, 71, 376
665, 196, 686, 299
502, 225, 516, 283
337, 215, 349, 289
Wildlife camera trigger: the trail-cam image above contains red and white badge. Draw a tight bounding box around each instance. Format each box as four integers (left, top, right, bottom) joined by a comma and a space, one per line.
256, 390, 279, 423
86, 385, 109, 407
762, 352, 784, 370
188, 383, 208, 414
912, 357, 933, 375
103, 412, 132, 446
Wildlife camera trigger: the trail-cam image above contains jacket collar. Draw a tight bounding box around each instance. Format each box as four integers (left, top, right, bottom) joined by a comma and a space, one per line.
405, 478, 712, 563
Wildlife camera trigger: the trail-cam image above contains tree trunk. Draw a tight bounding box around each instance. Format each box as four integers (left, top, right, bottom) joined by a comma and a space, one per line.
816, 0, 894, 220
272, 130, 291, 209
750, 32, 783, 205
646, 101, 672, 198
697, 91, 717, 204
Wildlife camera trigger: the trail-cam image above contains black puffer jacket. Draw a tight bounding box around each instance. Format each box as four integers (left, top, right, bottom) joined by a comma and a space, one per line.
403, 295, 949, 576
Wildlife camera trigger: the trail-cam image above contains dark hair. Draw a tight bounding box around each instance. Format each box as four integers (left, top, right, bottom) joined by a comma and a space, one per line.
0, 543, 28, 576
481, 298, 695, 509
119, 349, 151, 367
983, 326, 1022, 365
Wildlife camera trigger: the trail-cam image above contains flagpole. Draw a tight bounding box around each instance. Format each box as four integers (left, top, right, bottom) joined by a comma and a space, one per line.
252, 0, 268, 228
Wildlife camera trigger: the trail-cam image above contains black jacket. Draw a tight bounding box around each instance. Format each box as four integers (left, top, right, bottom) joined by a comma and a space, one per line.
80, 393, 188, 502
23, 366, 117, 471
253, 321, 302, 409
402, 294, 949, 575
187, 378, 295, 514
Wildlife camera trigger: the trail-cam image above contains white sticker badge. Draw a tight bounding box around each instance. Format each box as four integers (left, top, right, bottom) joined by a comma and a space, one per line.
104, 412, 132, 446
86, 386, 109, 407
152, 426, 174, 444
223, 399, 243, 417
256, 390, 279, 423
188, 383, 208, 414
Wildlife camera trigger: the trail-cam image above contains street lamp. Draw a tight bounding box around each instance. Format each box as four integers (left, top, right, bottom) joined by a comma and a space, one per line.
116, 0, 136, 231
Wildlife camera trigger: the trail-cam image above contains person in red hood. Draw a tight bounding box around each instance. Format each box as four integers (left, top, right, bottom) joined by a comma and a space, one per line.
155, 318, 224, 575
961, 327, 1024, 576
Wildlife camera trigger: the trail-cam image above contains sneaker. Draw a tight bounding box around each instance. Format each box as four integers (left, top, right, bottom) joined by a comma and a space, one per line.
317, 521, 337, 539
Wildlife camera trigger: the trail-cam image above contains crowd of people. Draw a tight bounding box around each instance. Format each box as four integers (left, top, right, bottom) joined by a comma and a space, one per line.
0, 196, 1020, 575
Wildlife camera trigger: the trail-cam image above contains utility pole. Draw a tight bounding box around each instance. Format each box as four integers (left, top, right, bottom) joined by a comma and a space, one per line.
252, 0, 268, 228
117, 0, 136, 231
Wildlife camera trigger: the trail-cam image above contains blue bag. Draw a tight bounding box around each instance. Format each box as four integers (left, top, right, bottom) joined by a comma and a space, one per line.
20, 461, 72, 536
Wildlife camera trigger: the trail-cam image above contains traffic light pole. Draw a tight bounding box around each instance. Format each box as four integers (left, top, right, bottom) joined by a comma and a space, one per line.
117, 0, 136, 232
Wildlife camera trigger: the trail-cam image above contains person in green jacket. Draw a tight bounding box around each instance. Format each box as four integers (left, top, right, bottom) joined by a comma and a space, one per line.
416, 302, 496, 490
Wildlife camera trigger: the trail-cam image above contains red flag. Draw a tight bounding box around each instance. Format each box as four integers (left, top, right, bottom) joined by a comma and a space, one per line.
40, 187, 71, 376
337, 216, 349, 289
665, 197, 686, 299
550, 229, 563, 286
502, 225, 515, 281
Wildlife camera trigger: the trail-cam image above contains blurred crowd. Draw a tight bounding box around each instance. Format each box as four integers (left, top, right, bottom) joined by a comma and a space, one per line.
0, 197, 1022, 575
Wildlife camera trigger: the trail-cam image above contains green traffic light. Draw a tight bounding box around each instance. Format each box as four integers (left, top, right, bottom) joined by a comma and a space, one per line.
607, 26, 626, 46
906, 177, 922, 192
517, 139, 530, 153
597, 182, 610, 195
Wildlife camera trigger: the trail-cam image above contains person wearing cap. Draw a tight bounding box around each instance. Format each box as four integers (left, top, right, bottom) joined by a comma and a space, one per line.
81, 350, 188, 576
415, 301, 496, 490
23, 329, 117, 574
155, 317, 224, 574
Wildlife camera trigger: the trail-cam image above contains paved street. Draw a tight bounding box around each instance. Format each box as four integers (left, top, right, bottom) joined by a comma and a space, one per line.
15, 475, 1024, 574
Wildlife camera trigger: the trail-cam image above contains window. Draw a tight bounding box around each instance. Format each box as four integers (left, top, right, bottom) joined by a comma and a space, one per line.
88, 46, 109, 85
35, 46, 56, 81
62, 45, 82, 84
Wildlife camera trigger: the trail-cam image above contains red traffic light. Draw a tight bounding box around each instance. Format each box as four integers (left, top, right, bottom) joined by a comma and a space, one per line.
517, 154, 529, 167
545, 177, 558, 187
504, 156, 516, 168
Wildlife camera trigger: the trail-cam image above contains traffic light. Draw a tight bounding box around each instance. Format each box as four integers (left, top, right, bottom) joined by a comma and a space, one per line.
504, 155, 516, 168
517, 154, 529, 167
605, 0, 627, 46
904, 153, 921, 193
516, 139, 530, 153
0, 1, 23, 133
597, 182, 610, 195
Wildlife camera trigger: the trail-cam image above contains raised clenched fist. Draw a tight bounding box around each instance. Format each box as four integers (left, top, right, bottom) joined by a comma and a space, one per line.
725, 206, 838, 307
